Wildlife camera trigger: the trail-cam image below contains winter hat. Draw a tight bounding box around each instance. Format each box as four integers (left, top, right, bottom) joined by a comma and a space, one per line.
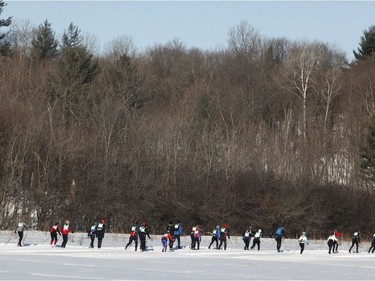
302, 232, 306, 235
259, 229, 262, 232
101, 219, 106, 223
65, 220, 70, 224
223, 223, 227, 228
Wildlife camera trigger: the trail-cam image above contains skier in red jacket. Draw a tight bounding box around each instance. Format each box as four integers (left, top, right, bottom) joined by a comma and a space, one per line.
161, 230, 174, 252
61, 220, 74, 248
333, 229, 343, 253
50, 222, 61, 246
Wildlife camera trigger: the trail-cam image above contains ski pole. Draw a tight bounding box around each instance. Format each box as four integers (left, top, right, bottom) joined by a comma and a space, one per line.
292, 244, 300, 254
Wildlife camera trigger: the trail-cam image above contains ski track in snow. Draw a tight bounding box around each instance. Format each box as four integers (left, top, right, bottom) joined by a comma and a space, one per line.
0, 230, 374, 280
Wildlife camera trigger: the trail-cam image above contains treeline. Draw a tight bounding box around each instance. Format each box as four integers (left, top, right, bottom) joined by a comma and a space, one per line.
1, 12, 375, 238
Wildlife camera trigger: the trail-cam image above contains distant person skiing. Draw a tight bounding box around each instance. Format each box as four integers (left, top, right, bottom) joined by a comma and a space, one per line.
15, 220, 28, 247
167, 222, 175, 250
190, 225, 198, 249
243, 226, 253, 250
333, 229, 343, 253
327, 232, 337, 254
125, 221, 139, 251
138, 221, 151, 251
87, 222, 97, 248
251, 229, 262, 251
50, 222, 61, 246
218, 223, 230, 250
161, 230, 174, 252
191, 225, 201, 250
349, 231, 360, 253
95, 219, 106, 249
275, 225, 287, 252
208, 225, 220, 249
298, 232, 309, 254
368, 234, 375, 253
61, 220, 74, 248
173, 220, 183, 249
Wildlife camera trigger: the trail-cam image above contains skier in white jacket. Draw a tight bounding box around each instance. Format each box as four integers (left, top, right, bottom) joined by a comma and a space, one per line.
298, 232, 309, 254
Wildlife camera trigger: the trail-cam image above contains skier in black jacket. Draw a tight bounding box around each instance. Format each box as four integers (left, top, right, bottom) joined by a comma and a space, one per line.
95, 219, 106, 249
349, 231, 360, 253
138, 222, 151, 251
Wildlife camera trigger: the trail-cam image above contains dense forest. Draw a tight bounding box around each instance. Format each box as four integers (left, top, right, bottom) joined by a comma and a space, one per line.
1, 1, 375, 238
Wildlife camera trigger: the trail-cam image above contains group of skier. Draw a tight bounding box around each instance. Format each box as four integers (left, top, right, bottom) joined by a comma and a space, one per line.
125, 221, 152, 251
13, 219, 375, 254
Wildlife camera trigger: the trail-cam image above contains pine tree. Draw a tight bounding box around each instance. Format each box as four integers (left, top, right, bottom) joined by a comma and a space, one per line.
353, 25, 375, 60
0, 0, 12, 56
31, 19, 58, 60
61, 22, 82, 49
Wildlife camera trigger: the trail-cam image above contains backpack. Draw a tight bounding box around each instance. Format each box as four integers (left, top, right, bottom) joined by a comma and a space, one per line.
275, 227, 283, 237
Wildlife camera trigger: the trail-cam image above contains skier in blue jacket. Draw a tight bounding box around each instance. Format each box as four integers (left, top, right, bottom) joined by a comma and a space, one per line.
275, 225, 287, 252
173, 220, 183, 249
208, 225, 220, 249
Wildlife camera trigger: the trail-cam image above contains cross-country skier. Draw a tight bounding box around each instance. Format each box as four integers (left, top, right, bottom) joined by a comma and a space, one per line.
61, 220, 74, 248
50, 222, 61, 246
327, 232, 337, 254
87, 222, 97, 248
333, 229, 343, 253
190, 225, 198, 249
138, 221, 151, 251
95, 219, 106, 249
368, 234, 375, 253
173, 220, 183, 249
243, 226, 253, 250
348, 231, 360, 253
191, 225, 201, 250
208, 225, 220, 249
218, 223, 230, 250
15, 220, 28, 247
275, 225, 287, 252
251, 229, 262, 251
298, 232, 309, 254
161, 230, 174, 252
125, 221, 139, 251
167, 222, 175, 250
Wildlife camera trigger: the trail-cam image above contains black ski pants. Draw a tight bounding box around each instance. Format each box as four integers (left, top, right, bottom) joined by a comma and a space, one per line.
208, 236, 218, 249
50, 232, 58, 245
251, 238, 261, 250
349, 239, 359, 253
219, 237, 227, 250
243, 237, 250, 250
126, 236, 138, 251
299, 243, 305, 254
275, 236, 282, 252
17, 231, 23, 246
369, 242, 375, 253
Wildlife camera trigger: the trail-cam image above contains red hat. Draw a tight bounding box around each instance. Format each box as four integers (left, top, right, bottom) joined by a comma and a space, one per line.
101, 219, 106, 223
223, 223, 227, 228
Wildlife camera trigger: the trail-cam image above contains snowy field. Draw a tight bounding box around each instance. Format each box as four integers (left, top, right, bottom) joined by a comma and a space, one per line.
0, 230, 374, 280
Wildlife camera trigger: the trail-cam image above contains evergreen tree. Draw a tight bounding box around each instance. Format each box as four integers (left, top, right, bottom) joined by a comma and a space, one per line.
57, 22, 98, 94
31, 19, 58, 60
61, 22, 82, 49
108, 54, 144, 108
0, 0, 12, 56
353, 25, 375, 60
49, 22, 99, 123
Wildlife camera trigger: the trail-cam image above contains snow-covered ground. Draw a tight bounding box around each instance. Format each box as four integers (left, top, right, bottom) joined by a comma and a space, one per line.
0, 230, 374, 280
